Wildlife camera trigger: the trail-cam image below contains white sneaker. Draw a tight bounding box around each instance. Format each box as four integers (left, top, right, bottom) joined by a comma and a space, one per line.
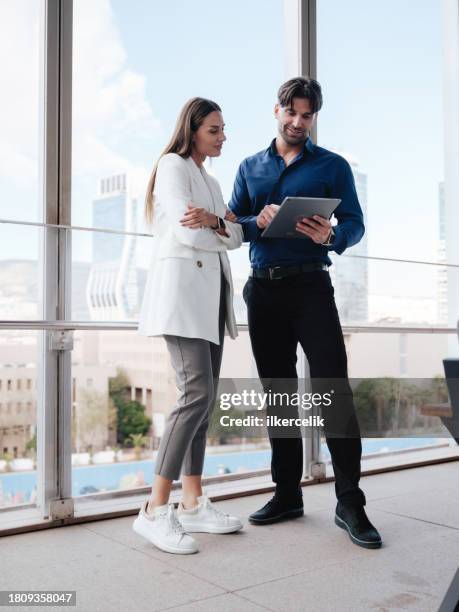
132, 501, 198, 554
177, 494, 243, 534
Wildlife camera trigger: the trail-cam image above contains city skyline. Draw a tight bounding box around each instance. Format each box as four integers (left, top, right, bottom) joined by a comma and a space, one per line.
0, 155, 447, 326
0, 0, 451, 328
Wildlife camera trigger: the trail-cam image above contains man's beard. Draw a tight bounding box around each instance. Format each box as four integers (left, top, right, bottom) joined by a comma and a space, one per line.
281, 124, 308, 145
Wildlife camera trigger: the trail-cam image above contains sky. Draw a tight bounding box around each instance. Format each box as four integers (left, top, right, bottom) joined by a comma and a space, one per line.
318, 0, 444, 264
0, 0, 451, 313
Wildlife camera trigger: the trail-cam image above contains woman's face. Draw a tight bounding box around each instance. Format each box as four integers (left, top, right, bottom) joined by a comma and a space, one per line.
192, 111, 226, 158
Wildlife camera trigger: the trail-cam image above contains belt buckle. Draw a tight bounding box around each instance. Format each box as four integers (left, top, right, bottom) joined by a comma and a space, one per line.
269, 266, 283, 280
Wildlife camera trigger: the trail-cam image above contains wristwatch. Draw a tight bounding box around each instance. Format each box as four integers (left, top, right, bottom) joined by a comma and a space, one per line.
211, 216, 226, 231
322, 227, 335, 246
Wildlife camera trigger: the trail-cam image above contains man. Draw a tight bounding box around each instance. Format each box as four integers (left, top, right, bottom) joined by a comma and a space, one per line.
229, 76, 382, 549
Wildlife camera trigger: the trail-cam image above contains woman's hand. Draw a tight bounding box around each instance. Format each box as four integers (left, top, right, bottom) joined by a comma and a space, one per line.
224, 209, 238, 223
180, 203, 217, 229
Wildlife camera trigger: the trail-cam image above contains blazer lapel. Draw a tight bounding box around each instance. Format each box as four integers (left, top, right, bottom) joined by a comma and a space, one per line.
185, 157, 214, 211
204, 171, 226, 216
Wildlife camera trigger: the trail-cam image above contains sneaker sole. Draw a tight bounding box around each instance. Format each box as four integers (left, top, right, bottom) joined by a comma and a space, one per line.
249, 507, 304, 525
334, 514, 382, 549
178, 522, 243, 534
132, 518, 198, 555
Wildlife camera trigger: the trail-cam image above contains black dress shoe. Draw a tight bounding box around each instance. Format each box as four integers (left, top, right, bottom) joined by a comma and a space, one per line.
249, 495, 304, 525
335, 502, 382, 549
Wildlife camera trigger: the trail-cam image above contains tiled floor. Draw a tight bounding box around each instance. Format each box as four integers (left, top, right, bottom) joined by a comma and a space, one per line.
1, 462, 458, 611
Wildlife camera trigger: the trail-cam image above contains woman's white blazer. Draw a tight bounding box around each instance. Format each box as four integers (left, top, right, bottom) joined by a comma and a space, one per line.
138, 153, 243, 345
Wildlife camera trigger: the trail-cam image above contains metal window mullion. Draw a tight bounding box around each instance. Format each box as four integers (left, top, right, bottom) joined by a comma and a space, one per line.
37, 0, 73, 520
37, 0, 59, 519
299, 0, 322, 477
56, 0, 73, 507
283, 0, 321, 477
300, 0, 317, 140
283, 0, 322, 477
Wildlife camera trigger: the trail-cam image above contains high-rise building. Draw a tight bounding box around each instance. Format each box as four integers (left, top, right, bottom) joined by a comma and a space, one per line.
437, 181, 448, 325
86, 174, 138, 320
329, 153, 368, 323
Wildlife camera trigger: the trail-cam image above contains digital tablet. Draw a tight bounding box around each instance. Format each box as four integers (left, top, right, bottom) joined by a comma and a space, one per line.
261, 197, 341, 239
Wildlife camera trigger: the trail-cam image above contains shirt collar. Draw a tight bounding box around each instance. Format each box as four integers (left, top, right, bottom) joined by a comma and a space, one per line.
267, 137, 315, 160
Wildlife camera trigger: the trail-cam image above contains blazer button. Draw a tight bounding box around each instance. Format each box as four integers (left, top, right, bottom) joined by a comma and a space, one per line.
197, 260, 203, 268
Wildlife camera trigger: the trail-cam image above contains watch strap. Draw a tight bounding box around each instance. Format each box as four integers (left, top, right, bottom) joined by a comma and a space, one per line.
322, 227, 335, 246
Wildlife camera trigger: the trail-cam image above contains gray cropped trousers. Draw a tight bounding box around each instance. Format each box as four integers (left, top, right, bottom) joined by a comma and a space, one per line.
154, 272, 226, 481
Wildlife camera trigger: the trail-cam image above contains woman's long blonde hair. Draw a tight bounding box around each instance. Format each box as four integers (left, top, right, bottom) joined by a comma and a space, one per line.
144, 97, 222, 226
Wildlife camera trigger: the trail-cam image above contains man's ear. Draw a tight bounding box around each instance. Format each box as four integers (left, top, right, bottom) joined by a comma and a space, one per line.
274, 103, 280, 118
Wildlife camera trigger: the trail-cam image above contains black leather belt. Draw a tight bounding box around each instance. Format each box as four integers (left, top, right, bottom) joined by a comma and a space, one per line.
249, 262, 329, 280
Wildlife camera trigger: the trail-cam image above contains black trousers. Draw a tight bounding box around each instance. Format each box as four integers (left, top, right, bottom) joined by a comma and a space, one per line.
243, 269, 366, 508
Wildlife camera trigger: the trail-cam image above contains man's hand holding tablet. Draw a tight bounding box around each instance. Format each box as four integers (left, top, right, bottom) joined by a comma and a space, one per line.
295, 214, 332, 244
259, 197, 340, 241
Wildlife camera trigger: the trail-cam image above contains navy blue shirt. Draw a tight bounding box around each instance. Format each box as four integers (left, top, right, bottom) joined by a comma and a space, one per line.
228, 138, 365, 269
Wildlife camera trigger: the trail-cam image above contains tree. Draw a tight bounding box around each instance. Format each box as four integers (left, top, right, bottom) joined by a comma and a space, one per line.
25, 433, 36, 457
116, 399, 151, 446
108, 368, 150, 447
428, 375, 449, 403
207, 401, 245, 445
353, 378, 397, 436
109, 367, 130, 398
106, 397, 118, 446
353, 377, 447, 436
73, 388, 108, 452
129, 433, 148, 459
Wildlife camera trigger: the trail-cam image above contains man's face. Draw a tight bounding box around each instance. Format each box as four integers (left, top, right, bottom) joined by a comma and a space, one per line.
275, 97, 317, 146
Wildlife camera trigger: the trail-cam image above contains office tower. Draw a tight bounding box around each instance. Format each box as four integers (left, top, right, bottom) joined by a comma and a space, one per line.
86, 174, 138, 320
329, 153, 369, 323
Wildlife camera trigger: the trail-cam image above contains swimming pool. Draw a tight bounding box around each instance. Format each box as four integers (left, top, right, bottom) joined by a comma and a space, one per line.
0, 438, 446, 505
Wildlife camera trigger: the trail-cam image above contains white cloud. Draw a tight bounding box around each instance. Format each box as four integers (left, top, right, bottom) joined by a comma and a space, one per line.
72, 0, 159, 148
73, 133, 149, 194
0, 0, 159, 202
0, 1, 40, 190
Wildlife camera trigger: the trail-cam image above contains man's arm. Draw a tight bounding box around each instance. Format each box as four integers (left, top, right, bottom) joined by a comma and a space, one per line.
228, 161, 262, 242
327, 158, 365, 255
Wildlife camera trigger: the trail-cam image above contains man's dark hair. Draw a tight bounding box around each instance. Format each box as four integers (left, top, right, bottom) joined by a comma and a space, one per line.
277, 76, 323, 113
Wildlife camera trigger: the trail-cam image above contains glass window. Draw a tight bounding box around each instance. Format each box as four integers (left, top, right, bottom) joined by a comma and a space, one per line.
317, 0, 445, 325
0, 1, 42, 224
0, 1, 44, 331
70, 0, 284, 507
72, 0, 283, 322
0, 332, 39, 511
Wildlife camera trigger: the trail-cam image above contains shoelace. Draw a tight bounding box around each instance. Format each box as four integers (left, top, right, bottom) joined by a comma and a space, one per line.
154, 504, 185, 535
167, 505, 186, 534
204, 498, 230, 521
261, 497, 278, 511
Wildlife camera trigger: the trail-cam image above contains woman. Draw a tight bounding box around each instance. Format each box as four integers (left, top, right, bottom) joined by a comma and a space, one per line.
133, 98, 243, 555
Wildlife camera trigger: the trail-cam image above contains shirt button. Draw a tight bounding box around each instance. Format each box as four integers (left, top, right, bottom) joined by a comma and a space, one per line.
197, 260, 203, 268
